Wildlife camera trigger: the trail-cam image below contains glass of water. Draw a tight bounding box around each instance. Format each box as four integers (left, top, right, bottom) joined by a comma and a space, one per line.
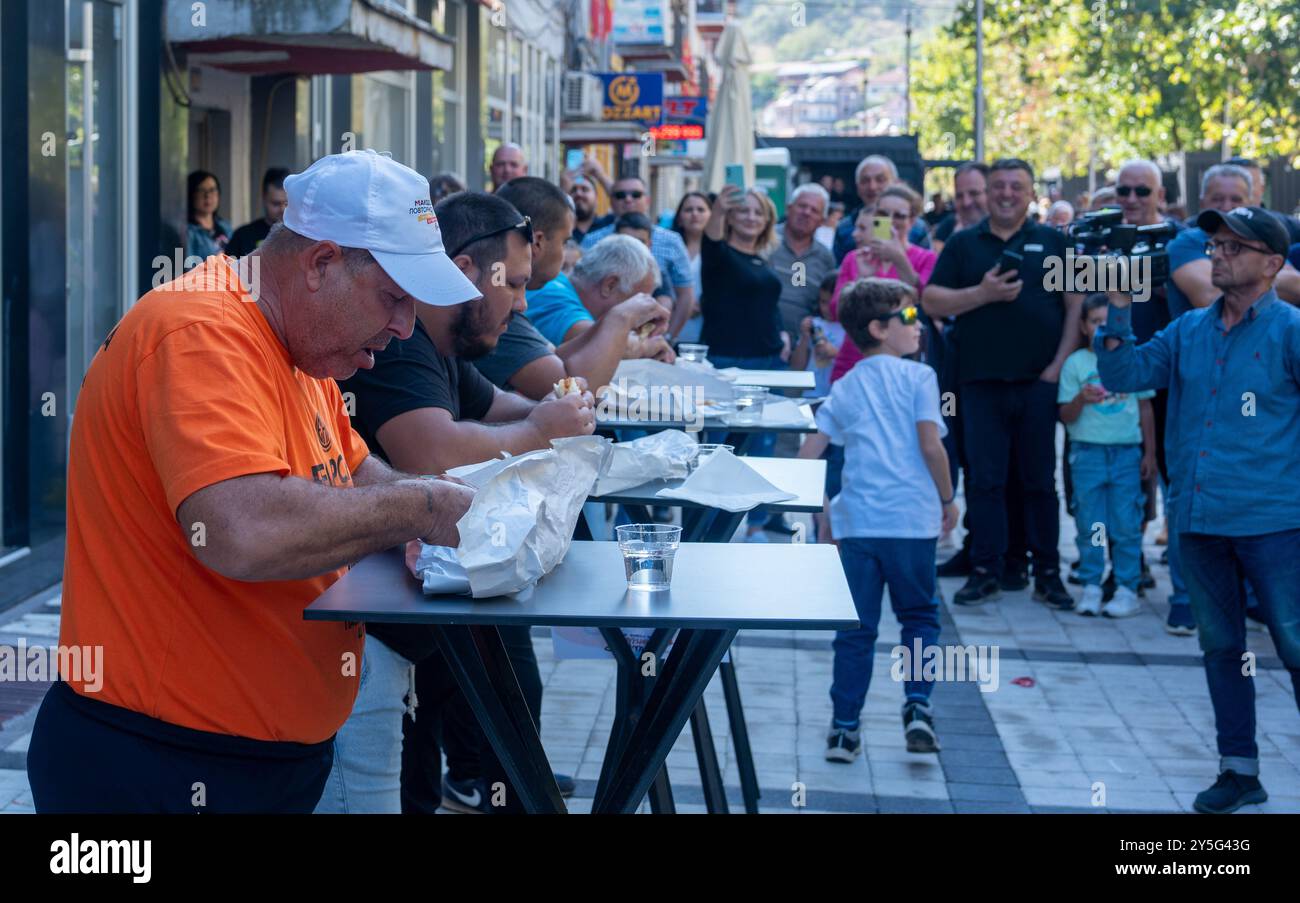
731, 385, 769, 425
616, 524, 682, 592
689, 443, 734, 472
677, 343, 709, 364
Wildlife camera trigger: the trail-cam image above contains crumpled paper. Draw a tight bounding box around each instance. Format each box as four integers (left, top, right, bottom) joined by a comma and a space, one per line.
591, 429, 699, 496
407, 435, 611, 598
656, 447, 796, 512
757, 398, 814, 427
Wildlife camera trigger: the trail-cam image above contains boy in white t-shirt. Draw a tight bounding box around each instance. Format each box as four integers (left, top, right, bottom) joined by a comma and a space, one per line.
800, 277, 958, 759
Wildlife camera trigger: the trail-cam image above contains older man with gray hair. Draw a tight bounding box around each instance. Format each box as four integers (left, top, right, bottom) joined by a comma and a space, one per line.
524, 233, 673, 364
771, 182, 836, 342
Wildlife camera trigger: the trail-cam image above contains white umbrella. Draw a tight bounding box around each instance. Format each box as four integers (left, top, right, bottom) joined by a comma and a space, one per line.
702, 20, 755, 192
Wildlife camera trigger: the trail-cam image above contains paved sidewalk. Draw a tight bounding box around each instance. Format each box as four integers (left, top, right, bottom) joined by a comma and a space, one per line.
2, 508, 1296, 814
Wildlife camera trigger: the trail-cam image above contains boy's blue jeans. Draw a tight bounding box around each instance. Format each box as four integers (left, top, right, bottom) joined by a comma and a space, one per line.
830, 537, 941, 727
1068, 441, 1144, 590
1180, 528, 1300, 774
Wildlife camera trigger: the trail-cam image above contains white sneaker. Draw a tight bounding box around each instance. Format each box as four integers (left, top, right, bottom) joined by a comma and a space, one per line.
1103, 586, 1141, 618
1076, 584, 1103, 616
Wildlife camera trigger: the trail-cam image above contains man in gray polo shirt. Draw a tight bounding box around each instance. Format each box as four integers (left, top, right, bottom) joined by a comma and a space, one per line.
770, 183, 836, 344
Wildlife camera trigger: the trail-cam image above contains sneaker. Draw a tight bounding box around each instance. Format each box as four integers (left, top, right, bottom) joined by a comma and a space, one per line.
1103, 585, 1141, 618
1076, 584, 1104, 617
999, 561, 1029, 592
1193, 770, 1268, 814
441, 774, 490, 814
902, 701, 940, 753
936, 547, 973, 578
1165, 604, 1196, 636
1033, 571, 1074, 610
555, 773, 576, 798
954, 570, 1001, 606
825, 724, 862, 763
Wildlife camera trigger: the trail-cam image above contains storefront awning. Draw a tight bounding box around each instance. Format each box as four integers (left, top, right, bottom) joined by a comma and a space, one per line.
166, 0, 453, 75
560, 121, 648, 145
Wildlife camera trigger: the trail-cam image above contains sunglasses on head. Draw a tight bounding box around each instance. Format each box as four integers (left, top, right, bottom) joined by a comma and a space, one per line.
1116, 185, 1153, 198
447, 216, 533, 259
877, 305, 919, 326
612, 190, 645, 200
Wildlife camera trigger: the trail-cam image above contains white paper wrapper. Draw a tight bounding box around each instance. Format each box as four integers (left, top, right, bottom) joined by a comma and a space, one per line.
608, 359, 735, 405
655, 448, 796, 513
591, 429, 699, 496
408, 435, 612, 598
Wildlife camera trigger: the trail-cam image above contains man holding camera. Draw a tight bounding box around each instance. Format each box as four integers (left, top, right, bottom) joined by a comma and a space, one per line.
1096, 205, 1300, 815
924, 159, 1081, 608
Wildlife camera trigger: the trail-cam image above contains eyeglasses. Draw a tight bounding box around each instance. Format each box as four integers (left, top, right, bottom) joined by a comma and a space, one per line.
612, 190, 645, 201
447, 216, 533, 259
1116, 185, 1153, 198
1204, 238, 1272, 259
877, 305, 919, 326
881, 210, 911, 220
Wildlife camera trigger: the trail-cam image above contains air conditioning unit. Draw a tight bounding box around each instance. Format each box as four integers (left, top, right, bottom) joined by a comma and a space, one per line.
562, 72, 604, 121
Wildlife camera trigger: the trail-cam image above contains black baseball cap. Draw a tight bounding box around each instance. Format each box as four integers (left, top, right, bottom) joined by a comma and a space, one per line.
1196, 205, 1290, 256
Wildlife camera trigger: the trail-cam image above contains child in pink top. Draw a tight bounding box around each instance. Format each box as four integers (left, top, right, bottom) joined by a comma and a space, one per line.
830, 185, 938, 382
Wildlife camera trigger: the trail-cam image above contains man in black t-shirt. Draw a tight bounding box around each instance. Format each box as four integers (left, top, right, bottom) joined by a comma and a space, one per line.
226, 167, 289, 257
925, 159, 1081, 609
317, 192, 597, 815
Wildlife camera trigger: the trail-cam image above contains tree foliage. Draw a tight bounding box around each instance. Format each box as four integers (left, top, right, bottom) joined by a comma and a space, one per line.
913, 0, 1300, 175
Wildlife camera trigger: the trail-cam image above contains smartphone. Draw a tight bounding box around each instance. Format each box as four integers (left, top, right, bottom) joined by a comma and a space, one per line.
724, 163, 745, 190
998, 249, 1024, 275
565, 149, 584, 172
872, 215, 892, 241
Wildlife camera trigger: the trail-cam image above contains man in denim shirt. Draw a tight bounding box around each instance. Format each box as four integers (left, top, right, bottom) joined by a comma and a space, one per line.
1096, 205, 1300, 814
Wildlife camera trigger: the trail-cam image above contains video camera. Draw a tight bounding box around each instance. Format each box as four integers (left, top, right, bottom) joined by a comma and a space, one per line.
1067, 207, 1179, 289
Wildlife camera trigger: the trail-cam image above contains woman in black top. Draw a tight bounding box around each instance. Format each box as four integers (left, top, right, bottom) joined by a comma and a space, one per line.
700, 184, 785, 368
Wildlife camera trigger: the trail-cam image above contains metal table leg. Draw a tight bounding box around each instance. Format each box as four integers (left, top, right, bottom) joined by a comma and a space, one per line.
689, 700, 729, 814
593, 628, 676, 813
595, 628, 737, 814
719, 658, 761, 814
432, 624, 566, 814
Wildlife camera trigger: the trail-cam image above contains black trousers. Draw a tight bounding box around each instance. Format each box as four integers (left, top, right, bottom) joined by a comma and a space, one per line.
28, 681, 332, 814
962, 379, 1062, 575
401, 625, 544, 814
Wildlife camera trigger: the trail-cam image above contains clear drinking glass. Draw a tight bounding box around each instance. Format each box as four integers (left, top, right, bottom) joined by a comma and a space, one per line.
731, 385, 769, 425
616, 524, 682, 591
689, 443, 734, 472
677, 343, 709, 363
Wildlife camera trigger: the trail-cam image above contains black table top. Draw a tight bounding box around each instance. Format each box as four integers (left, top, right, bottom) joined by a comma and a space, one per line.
590, 457, 827, 513
305, 541, 858, 631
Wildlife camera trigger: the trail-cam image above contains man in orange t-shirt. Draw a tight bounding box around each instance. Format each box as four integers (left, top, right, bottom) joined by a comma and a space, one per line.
27, 151, 483, 813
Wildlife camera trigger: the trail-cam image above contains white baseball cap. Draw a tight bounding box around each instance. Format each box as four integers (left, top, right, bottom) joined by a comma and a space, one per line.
282, 150, 481, 306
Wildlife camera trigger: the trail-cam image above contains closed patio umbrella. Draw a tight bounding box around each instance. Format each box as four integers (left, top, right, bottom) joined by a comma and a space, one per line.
702, 20, 755, 192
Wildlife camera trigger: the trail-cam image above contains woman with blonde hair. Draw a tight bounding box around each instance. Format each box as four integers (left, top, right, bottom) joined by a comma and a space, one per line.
700, 183, 786, 539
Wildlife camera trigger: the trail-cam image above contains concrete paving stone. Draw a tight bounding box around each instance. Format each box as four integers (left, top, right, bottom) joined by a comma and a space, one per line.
935, 731, 1005, 752
1012, 769, 1096, 790
945, 781, 1027, 803
1076, 753, 1161, 776
1021, 785, 1097, 808
3, 733, 31, 754
1006, 752, 1085, 773
1097, 787, 1182, 812
877, 796, 955, 814
951, 799, 1033, 814
870, 778, 950, 800
867, 759, 945, 783
940, 764, 1021, 786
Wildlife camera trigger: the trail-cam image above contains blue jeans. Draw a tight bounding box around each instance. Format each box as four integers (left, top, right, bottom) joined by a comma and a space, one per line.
1163, 478, 1189, 608
315, 635, 414, 814
1180, 528, 1300, 773
830, 537, 941, 726
1069, 442, 1144, 589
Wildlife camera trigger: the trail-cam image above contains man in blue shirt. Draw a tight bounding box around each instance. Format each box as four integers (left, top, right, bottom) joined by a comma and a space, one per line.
1097, 205, 1300, 815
